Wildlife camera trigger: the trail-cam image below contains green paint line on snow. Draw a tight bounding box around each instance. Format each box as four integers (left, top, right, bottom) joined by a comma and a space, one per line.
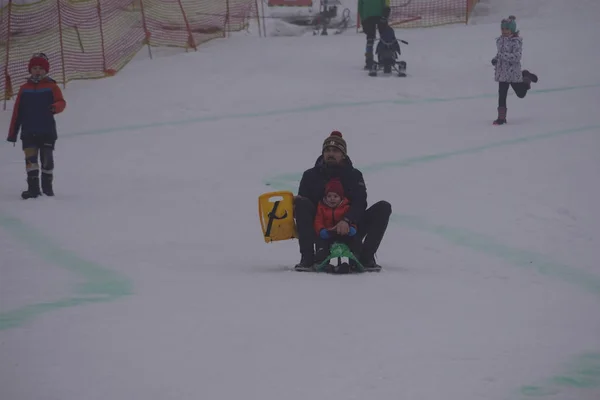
265, 122, 600, 295
361, 124, 600, 174
59, 82, 600, 139
387, 214, 600, 399
0, 77, 597, 398
518, 352, 600, 398
265, 122, 600, 297
0, 215, 133, 331
9, 84, 591, 333
265, 122, 600, 398
265, 124, 600, 188
390, 213, 600, 297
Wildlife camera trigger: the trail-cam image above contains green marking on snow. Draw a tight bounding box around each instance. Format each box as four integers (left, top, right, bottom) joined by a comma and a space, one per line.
265, 124, 600, 190
265, 122, 600, 399
0, 215, 133, 331
389, 213, 600, 296
518, 353, 600, 398
57, 82, 600, 139
265, 122, 600, 296
1, 77, 599, 400
10, 84, 596, 332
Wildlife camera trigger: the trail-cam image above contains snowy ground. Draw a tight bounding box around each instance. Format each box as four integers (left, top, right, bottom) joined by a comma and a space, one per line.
2, 0, 600, 399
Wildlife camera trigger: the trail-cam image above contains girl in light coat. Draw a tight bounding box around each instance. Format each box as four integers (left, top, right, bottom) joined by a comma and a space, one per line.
491, 16, 538, 125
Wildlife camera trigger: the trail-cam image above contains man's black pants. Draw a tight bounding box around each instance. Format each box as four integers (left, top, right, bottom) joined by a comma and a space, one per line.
294, 197, 391, 262
362, 16, 387, 42
362, 16, 387, 57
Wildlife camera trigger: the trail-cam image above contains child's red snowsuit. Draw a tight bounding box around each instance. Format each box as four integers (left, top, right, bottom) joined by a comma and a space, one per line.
314, 197, 357, 235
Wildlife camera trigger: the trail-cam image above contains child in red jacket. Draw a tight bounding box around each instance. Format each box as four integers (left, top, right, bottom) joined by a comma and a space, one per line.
6, 53, 66, 199
313, 178, 359, 264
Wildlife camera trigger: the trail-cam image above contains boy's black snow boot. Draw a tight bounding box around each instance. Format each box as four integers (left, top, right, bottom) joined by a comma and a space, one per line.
493, 107, 507, 125
21, 176, 41, 199
294, 254, 316, 271
364, 53, 374, 70
41, 173, 54, 196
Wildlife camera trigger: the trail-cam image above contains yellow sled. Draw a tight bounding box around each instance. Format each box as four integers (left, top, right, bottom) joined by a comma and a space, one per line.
258, 191, 297, 243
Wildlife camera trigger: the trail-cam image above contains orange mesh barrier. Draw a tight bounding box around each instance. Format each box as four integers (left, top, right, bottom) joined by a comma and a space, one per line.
0, 0, 258, 103
267, 0, 312, 5
359, 0, 480, 29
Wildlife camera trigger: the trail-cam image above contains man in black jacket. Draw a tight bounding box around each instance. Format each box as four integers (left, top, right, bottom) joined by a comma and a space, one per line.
294, 131, 392, 271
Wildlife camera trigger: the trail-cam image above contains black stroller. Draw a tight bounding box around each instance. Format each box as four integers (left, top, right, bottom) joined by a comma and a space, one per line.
368, 25, 408, 77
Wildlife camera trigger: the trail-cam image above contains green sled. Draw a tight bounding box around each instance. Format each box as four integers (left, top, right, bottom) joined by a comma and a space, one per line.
316, 242, 364, 273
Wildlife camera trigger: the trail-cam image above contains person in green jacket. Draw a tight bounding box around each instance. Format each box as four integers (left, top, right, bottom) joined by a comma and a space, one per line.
358, 0, 391, 69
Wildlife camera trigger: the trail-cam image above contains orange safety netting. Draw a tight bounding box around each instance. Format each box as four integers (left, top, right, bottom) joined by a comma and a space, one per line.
359, 0, 480, 29
0, 0, 259, 101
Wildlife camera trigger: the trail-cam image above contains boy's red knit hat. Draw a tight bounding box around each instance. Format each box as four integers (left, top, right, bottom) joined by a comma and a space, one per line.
325, 178, 344, 198
28, 53, 50, 73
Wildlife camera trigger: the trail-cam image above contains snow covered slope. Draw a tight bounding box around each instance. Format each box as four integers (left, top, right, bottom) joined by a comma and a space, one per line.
1, 0, 600, 399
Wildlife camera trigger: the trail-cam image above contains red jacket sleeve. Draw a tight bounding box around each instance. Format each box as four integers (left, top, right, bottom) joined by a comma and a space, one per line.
7, 88, 23, 141
314, 204, 327, 234
51, 84, 66, 114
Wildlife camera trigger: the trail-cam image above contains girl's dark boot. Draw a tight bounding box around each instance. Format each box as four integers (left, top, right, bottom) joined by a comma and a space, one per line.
493, 106, 507, 125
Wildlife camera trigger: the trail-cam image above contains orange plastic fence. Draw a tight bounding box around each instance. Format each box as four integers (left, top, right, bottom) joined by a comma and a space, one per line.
0, 0, 258, 102
359, 0, 480, 29
267, 0, 312, 6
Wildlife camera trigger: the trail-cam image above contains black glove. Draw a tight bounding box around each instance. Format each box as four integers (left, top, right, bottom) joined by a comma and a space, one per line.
491, 58, 498, 66
6, 136, 16, 143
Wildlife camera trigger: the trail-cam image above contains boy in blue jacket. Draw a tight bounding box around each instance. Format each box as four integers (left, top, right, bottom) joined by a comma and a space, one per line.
7, 53, 66, 199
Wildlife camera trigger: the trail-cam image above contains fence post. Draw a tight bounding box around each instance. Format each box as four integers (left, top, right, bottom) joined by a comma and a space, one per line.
224, 0, 230, 38
138, 0, 153, 59
466, 0, 478, 24
176, 0, 196, 50
254, 0, 261, 37
260, 0, 266, 36
96, 0, 110, 75
465, 0, 468, 24
56, 0, 67, 88
2, 0, 13, 110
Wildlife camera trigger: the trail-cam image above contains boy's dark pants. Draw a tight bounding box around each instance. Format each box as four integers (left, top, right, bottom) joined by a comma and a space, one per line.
22, 137, 55, 193
294, 197, 391, 263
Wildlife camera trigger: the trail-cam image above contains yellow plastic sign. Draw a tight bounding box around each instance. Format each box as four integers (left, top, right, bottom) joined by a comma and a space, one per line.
258, 191, 297, 243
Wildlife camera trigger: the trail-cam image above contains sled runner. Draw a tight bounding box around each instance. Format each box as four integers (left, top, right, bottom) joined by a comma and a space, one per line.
316, 242, 365, 273
367, 26, 409, 77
